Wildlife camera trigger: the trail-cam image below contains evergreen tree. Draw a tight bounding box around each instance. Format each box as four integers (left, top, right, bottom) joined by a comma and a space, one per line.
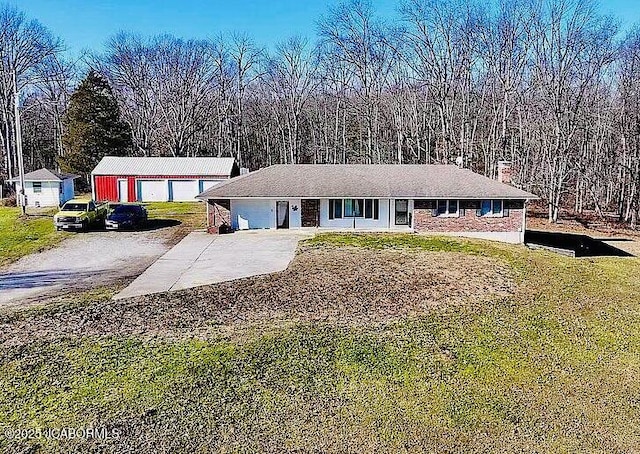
59, 71, 131, 186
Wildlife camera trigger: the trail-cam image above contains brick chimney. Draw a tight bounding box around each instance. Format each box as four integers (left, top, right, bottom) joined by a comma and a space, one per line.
497, 161, 513, 185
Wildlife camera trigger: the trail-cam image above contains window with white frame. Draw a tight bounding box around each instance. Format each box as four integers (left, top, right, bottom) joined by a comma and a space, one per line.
344, 199, 364, 217
436, 199, 459, 216
329, 199, 379, 220
480, 199, 503, 216
32, 182, 42, 193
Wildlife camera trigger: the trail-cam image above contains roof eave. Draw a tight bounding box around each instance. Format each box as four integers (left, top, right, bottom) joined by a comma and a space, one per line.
198, 194, 538, 200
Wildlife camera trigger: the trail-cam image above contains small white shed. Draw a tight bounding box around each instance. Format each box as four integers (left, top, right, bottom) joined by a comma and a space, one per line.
10, 168, 79, 208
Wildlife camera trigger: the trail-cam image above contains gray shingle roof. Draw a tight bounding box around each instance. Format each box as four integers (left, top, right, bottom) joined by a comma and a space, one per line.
197, 164, 537, 200
9, 168, 79, 182
91, 156, 237, 177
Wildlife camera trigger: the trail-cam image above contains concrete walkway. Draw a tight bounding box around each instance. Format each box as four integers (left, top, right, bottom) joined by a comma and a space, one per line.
114, 230, 311, 299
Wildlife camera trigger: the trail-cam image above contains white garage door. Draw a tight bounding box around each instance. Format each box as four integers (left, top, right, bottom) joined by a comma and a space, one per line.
170, 180, 199, 201
200, 180, 222, 192
138, 180, 167, 202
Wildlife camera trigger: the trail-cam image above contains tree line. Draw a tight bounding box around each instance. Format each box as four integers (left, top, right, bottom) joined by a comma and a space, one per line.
1, 0, 639, 225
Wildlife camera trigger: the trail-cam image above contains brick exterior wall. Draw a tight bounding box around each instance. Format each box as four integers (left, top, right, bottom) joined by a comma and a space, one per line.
413, 200, 524, 233
207, 199, 231, 234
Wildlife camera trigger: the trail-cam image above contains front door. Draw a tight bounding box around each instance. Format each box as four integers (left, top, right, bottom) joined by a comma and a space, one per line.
301, 199, 320, 227
276, 201, 289, 229
395, 199, 409, 225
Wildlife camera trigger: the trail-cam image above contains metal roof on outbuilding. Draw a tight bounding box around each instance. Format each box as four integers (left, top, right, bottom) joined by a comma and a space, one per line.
9, 168, 79, 182
197, 164, 538, 200
91, 156, 237, 177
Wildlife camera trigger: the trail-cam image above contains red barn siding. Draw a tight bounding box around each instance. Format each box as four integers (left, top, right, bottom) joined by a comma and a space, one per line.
94, 176, 118, 202
133, 175, 228, 179
128, 177, 136, 201
93, 174, 230, 202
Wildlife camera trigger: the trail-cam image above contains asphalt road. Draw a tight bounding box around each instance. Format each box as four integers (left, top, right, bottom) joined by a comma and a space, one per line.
0, 228, 175, 309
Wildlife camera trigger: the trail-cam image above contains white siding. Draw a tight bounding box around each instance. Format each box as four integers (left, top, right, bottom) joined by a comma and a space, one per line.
15, 181, 61, 207
230, 198, 303, 230
227, 198, 411, 231
231, 199, 275, 229
287, 199, 302, 228
319, 198, 391, 229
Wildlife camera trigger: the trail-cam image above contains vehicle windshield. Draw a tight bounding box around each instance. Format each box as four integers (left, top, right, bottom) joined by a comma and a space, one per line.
61, 203, 87, 211
113, 205, 140, 214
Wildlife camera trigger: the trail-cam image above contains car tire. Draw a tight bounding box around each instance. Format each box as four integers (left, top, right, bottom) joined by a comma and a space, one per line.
81, 220, 89, 232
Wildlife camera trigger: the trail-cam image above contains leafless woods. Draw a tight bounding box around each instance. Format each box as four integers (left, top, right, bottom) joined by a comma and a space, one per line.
1, 0, 639, 224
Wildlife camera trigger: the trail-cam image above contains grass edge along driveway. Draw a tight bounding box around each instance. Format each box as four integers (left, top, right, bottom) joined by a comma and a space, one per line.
0, 202, 206, 268
0, 207, 64, 267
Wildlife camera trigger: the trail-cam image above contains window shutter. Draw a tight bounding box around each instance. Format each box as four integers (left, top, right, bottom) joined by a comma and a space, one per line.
365, 199, 372, 218
335, 199, 342, 218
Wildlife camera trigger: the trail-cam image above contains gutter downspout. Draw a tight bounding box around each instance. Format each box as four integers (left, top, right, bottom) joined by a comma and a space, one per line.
206, 199, 211, 230
522, 200, 527, 244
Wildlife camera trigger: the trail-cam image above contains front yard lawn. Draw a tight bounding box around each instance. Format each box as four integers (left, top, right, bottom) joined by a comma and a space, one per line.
0, 233, 639, 452
0, 207, 64, 267
143, 201, 206, 229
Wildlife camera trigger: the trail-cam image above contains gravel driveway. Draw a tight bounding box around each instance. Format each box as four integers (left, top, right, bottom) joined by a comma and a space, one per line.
0, 228, 178, 310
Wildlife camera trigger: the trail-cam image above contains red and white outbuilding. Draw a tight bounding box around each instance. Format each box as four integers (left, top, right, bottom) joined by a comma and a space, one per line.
91, 156, 239, 203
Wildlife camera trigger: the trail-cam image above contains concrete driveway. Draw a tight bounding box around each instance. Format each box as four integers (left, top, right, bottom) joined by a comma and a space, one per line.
114, 230, 311, 299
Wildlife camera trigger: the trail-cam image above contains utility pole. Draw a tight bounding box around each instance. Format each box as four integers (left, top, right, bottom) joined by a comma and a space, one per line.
12, 69, 26, 215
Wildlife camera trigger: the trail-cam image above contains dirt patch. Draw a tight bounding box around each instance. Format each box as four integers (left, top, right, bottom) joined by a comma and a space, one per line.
0, 245, 515, 346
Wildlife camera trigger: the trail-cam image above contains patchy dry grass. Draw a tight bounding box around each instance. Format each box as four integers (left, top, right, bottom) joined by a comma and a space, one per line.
1, 233, 639, 453
0, 244, 514, 344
